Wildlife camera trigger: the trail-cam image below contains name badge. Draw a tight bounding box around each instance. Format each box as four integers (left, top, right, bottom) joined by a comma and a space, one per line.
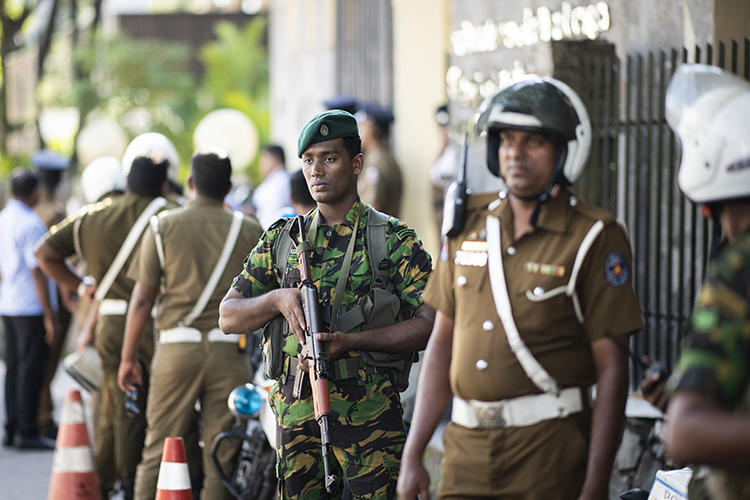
454, 250, 488, 267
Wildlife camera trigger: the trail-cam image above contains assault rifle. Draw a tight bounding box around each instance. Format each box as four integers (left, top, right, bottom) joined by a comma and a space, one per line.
294, 214, 336, 493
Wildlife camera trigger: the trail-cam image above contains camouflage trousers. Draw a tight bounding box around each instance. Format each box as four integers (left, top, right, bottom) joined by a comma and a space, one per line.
270, 363, 405, 500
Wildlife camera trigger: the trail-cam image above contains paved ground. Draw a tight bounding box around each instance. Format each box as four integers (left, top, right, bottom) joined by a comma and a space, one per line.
0, 362, 98, 499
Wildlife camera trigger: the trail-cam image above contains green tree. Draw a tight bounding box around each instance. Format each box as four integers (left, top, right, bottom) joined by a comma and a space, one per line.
198, 16, 269, 181
65, 34, 198, 176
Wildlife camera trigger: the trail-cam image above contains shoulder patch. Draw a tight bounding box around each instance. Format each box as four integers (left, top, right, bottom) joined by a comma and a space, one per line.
604, 251, 629, 287
396, 227, 417, 242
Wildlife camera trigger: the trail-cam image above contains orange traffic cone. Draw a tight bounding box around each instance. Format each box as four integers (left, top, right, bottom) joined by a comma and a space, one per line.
48, 389, 100, 500
155, 437, 193, 500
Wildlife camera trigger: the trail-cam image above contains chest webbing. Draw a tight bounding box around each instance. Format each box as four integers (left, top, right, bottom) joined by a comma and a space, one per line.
274, 207, 390, 302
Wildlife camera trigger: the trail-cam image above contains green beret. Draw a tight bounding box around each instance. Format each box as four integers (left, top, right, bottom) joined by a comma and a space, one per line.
297, 110, 359, 157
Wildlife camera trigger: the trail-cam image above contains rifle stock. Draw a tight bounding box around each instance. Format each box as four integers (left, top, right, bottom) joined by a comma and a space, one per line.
295, 215, 337, 492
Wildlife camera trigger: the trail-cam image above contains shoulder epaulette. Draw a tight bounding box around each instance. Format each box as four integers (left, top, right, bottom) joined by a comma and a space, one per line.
569, 196, 616, 225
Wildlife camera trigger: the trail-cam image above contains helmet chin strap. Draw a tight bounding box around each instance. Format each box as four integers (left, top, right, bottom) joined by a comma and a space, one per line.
510, 147, 566, 228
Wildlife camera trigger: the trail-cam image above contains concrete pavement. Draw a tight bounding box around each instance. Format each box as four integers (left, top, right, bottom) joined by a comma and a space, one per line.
0, 361, 95, 499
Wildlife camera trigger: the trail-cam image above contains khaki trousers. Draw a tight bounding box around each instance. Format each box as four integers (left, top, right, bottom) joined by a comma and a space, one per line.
438, 414, 589, 500
134, 338, 252, 500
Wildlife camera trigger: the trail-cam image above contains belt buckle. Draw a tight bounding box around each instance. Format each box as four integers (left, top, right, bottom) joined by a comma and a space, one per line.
476, 403, 505, 428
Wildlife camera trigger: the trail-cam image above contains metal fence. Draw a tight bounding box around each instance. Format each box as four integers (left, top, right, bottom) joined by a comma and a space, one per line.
575, 38, 750, 386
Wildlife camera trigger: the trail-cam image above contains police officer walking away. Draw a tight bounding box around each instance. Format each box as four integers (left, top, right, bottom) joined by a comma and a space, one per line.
398, 76, 643, 500
661, 64, 750, 500
220, 110, 434, 499
35, 148, 175, 499
118, 150, 263, 499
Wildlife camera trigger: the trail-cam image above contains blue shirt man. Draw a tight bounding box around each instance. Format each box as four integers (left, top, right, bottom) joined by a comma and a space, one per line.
0, 169, 60, 449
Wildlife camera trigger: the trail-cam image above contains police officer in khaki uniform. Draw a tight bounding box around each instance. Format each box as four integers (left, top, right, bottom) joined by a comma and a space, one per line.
36, 149, 176, 500
118, 150, 263, 500
357, 102, 403, 218
398, 76, 643, 500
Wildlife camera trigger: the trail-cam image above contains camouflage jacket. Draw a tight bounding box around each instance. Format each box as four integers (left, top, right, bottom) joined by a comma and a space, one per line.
231, 199, 432, 358
671, 227, 750, 406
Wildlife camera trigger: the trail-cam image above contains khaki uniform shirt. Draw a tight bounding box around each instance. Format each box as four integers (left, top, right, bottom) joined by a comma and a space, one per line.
44, 193, 175, 368
358, 147, 403, 218
424, 189, 643, 401
128, 198, 263, 332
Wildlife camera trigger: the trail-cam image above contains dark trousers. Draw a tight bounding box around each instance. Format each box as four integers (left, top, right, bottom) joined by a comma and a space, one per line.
2, 315, 48, 440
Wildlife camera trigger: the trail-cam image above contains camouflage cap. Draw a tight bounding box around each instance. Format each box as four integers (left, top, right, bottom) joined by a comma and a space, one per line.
297, 110, 359, 157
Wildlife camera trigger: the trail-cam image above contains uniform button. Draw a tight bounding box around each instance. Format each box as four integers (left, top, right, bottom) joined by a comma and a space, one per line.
325, 229, 333, 237
507, 246, 516, 255
456, 275, 467, 287
569, 196, 578, 206
476, 359, 488, 370
533, 286, 544, 296
482, 320, 493, 331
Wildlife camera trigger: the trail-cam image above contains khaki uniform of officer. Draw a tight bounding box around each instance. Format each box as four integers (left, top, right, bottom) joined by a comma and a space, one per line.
423, 189, 643, 498
128, 198, 263, 500
44, 193, 174, 492
358, 147, 403, 218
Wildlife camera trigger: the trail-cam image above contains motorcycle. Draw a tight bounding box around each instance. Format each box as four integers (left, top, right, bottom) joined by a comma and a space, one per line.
210, 379, 277, 500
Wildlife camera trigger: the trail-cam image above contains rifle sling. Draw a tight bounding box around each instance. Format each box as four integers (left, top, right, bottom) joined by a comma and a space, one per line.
301, 208, 360, 333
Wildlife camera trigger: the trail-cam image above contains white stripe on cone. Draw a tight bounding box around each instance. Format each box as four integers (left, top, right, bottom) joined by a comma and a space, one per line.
52, 445, 95, 473
60, 400, 86, 424
156, 462, 192, 490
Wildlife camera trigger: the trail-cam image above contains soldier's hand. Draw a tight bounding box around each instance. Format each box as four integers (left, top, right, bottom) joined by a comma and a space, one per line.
397, 457, 431, 500
640, 370, 669, 411
118, 358, 143, 393
315, 331, 352, 358
275, 288, 306, 344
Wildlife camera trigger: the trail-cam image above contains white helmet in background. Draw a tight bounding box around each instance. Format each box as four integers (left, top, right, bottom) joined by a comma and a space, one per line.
81, 156, 126, 203
666, 64, 750, 203
121, 132, 180, 180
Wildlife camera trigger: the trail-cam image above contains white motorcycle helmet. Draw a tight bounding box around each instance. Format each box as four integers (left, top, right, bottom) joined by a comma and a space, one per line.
666, 64, 750, 203
81, 156, 126, 203
475, 75, 592, 185
121, 132, 180, 181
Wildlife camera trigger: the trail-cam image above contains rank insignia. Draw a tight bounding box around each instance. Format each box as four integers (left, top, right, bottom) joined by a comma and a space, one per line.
524, 261, 565, 277
604, 251, 628, 287
460, 240, 488, 252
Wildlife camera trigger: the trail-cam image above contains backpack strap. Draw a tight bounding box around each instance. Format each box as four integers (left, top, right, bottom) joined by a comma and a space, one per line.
365, 207, 390, 289
273, 218, 299, 286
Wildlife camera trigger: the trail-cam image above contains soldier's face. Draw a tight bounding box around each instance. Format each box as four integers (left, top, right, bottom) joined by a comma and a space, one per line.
301, 138, 363, 205
498, 129, 557, 198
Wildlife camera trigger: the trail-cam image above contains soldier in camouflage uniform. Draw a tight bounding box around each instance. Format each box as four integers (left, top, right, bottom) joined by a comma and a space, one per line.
220, 110, 434, 499
663, 65, 750, 499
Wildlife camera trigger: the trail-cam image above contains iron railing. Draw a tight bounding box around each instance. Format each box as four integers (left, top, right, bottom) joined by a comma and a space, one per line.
575, 38, 749, 386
